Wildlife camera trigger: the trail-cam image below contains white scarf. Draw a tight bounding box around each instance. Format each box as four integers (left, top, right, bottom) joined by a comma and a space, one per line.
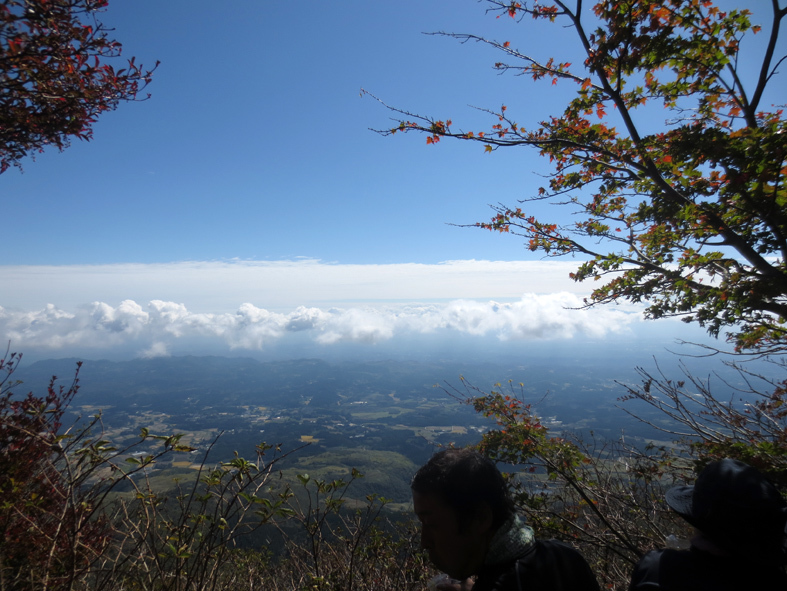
484, 514, 536, 566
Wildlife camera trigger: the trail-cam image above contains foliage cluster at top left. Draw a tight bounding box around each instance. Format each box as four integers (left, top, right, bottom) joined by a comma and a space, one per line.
0, 0, 157, 173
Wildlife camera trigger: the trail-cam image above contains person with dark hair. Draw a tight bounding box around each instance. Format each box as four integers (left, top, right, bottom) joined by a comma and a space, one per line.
628, 458, 787, 590
411, 448, 600, 591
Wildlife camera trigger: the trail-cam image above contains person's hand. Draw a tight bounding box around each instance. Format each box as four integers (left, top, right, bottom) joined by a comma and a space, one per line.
440, 577, 473, 591
429, 575, 474, 591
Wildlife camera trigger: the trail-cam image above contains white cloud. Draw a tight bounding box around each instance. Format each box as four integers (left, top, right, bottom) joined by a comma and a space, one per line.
139, 341, 170, 359
0, 293, 639, 356
91, 300, 149, 335
0, 259, 661, 358
0, 259, 588, 313
314, 308, 397, 345
436, 294, 625, 340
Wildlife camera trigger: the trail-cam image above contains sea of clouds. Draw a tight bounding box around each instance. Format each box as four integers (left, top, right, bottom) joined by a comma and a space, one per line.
0, 293, 639, 359
1, 259, 663, 360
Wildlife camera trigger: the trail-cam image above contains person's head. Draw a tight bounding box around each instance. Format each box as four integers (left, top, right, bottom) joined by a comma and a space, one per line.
666, 458, 787, 563
411, 449, 515, 579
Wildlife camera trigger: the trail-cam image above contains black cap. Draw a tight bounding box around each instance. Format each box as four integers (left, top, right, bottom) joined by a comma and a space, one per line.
665, 459, 787, 562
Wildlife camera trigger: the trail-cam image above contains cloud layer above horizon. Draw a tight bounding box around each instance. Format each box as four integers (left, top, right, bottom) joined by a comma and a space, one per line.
2, 259, 589, 312
0, 259, 645, 358
0, 294, 638, 359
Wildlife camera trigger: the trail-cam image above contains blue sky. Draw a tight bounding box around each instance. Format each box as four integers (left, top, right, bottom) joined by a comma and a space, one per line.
0, 0, 778, 361
5, 0, 565, 265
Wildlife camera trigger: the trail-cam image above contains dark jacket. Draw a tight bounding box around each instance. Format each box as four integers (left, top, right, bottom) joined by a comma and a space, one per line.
629, 548, 787, 591
473, 539, 600, 591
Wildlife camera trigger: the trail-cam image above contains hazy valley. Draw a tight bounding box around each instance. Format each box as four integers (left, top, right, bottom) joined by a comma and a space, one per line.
14, 350, 758, 506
